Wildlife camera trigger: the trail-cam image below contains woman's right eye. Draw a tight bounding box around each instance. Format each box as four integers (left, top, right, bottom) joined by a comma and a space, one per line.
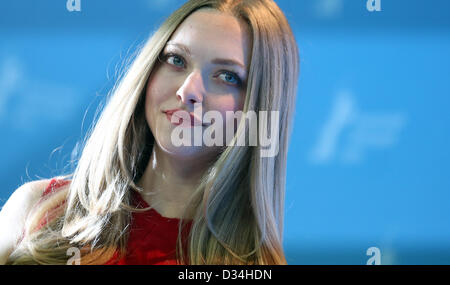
163, 53, 185, 68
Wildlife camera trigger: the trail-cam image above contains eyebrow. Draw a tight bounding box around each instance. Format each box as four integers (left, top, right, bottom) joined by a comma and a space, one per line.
165, 42, 247, 71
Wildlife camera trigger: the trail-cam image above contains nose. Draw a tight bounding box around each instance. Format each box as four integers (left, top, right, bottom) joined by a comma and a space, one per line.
176, 70, 204, 105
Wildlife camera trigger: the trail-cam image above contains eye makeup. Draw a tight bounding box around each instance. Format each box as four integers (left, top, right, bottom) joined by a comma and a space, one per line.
160, 49, 246, 88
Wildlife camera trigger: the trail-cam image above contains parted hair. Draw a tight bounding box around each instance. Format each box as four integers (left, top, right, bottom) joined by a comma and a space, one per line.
7, 0, 299, 265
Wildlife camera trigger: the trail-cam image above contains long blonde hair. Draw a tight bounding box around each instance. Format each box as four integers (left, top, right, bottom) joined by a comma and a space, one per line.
7, 0, 299, 265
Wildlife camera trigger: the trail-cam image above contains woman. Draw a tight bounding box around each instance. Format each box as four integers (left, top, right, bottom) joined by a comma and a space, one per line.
0, 0, 299, 265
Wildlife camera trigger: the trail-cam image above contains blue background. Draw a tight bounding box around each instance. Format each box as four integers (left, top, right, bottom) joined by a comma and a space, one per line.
1, 0, 449, 264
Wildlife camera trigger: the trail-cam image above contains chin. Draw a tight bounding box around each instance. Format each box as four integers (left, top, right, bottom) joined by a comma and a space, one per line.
158, 137, 224, 163
157, 139, 203, 158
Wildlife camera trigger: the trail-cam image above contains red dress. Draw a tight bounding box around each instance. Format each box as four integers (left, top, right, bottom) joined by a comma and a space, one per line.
38, 178, 193, 265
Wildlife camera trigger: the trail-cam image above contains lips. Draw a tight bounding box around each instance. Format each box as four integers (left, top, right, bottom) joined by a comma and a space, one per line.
163, 109, 206, 127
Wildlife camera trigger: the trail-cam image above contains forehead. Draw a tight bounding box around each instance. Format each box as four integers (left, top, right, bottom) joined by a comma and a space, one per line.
168, 9, 251, 67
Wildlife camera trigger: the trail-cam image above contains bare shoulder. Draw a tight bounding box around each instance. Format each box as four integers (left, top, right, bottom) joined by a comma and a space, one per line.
0, 179, 53, 228
1, 179, 52, 212
0, 179, 53, 264
20, 179, 52, 200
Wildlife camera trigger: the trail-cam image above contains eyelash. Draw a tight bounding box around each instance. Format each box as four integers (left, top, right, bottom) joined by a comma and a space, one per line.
160, 52, 243, 87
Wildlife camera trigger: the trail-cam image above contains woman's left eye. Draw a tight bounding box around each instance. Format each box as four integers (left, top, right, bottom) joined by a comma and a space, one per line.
218, 72, 241, 86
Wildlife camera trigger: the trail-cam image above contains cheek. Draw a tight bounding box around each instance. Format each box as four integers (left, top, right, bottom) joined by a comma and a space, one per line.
207, 95, 245, 135
146, 75, 164, 107
146, 66, 180, 106
144, 74, 168, 135
208, 94, 245, 115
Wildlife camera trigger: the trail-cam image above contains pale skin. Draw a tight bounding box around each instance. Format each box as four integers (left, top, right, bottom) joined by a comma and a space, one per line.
0, 9, 252, 263
0, 179, 52, 264
137, 9, 251, 219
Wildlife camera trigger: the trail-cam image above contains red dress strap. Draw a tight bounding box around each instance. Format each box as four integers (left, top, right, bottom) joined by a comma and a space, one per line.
41, 178, 71, 198
32, 178, 70, 233
17, 178, 70, 245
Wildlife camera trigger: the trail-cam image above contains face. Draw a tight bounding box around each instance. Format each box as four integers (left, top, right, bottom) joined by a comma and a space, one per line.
145, 9, 251, 161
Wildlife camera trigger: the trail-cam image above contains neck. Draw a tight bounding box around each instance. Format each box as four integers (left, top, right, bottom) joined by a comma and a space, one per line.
137, 144, 213, 219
